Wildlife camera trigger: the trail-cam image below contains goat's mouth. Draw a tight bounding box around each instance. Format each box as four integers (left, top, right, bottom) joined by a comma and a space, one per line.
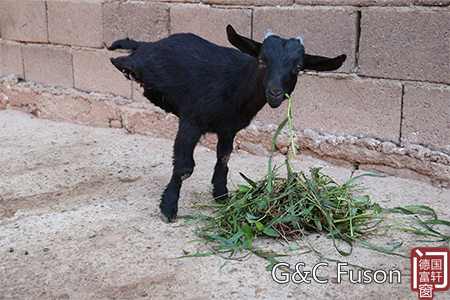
266, 88, 286, 108
267, 95, 285, 108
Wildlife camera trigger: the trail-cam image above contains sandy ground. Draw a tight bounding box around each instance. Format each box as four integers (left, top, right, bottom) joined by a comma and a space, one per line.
1, 109, 449, 300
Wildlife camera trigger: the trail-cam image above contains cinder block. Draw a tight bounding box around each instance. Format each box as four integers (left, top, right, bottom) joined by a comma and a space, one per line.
255, 75, 403, 143
144, 0, 199, 2
0, 0, 47, 42
102, 2, 170, 47
0, 41, 23, 77
170, 4, 252, 47
23, 45, 73, 88
73, 49, 132, 98
412, 0, 450, 5
253, 7, 356, 73
402, 84, 450, 153
47, 1, 102, 48
204, 0, 293, 5
359, 8, 450, 84
294, 0, 410, 5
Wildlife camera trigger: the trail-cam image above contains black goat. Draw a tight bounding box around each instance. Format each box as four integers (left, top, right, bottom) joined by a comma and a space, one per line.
108, 25, 346, 222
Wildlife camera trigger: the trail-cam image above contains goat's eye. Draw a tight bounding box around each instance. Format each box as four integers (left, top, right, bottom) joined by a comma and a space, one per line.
259, 59, 266, 70
294, 64, 302, 73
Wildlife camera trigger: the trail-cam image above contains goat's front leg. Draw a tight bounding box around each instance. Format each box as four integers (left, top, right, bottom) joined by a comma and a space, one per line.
212, 134, 235, 202
160, 122, 202, 222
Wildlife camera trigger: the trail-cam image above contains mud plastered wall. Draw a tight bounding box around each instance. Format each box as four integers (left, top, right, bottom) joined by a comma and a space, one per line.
0, 0, 449, 186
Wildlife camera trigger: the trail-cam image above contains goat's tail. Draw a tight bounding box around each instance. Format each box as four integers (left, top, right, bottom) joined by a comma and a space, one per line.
107, 38, 143, 51
110, 56, 142, 84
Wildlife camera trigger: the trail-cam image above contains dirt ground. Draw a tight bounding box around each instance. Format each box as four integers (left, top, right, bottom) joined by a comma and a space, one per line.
1, 109, 449, 300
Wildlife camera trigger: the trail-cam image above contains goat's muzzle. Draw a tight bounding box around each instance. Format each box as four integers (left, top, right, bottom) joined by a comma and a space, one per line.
267, 88, 285, 108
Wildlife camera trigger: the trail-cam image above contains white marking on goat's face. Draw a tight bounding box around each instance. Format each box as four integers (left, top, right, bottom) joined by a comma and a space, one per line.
259, 35, 305, 108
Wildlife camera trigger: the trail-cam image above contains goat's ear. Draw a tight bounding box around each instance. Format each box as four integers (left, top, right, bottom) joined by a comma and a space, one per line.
303, 54, 347, 71
265, 29, 275, 39
227, 25, 261, 58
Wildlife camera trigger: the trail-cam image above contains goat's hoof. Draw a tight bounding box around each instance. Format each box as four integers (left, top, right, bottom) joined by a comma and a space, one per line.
160, 212, 176, 223
214, 193, 229, 203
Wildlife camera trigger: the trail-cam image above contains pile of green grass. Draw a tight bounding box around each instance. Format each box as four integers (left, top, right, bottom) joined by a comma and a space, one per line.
179, 95, 450, 270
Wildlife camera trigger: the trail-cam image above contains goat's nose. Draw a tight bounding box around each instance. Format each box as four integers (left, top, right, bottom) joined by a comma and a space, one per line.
269, 89, 283, 98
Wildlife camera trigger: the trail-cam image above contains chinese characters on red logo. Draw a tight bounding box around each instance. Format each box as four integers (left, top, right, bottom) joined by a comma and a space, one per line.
411, 247, 450, 299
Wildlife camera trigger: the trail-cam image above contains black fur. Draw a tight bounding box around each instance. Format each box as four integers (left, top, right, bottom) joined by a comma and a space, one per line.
108, 25, 346, 222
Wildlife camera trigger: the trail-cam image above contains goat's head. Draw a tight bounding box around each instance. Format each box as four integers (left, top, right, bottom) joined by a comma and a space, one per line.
227, 25, 347, 108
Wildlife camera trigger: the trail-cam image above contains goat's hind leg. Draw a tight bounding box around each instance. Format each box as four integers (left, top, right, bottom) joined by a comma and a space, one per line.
212, 134, 235, 202
160, 122, 202, 222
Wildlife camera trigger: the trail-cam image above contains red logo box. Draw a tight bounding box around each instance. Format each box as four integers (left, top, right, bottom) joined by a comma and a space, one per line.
411, 247, 450, 299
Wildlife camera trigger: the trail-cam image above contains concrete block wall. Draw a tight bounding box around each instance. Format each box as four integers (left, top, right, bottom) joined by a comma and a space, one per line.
0, 0, 449, 185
